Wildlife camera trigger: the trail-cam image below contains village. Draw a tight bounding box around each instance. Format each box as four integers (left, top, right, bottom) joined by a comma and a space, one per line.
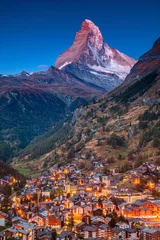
0, 160, 160, 240
0, 0, 159, 238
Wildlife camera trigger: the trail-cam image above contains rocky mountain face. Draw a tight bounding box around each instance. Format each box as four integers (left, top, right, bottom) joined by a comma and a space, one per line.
125, 37, 160, 82
110, 37, 160, 103
16, 37, 160, 175
55, 19, 136, 91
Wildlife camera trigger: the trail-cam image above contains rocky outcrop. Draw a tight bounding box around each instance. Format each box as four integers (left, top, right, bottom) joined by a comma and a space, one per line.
125, 37, 160, 82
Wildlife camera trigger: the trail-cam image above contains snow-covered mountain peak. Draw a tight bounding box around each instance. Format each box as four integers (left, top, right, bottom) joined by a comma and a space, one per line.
54, 20, 137, 91
55, 19, 136, 71
54, 19, 104, 69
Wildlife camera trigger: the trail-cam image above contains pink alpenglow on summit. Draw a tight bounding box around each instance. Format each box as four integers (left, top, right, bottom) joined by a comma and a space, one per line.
55, 20, 136, 91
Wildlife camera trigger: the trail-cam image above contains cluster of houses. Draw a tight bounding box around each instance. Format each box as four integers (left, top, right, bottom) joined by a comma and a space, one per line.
0, 161, 160, 239
123, 162, 160, 192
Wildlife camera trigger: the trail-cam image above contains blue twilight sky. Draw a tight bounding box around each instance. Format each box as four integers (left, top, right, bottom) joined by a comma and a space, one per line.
0, 0, 159, 74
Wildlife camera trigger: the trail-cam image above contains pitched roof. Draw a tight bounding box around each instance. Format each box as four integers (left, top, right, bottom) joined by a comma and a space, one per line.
38, 231, 52, 237
84, 225, 98, 231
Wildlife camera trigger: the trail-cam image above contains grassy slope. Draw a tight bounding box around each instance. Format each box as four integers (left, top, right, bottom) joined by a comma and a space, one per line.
12, 72, 160, 176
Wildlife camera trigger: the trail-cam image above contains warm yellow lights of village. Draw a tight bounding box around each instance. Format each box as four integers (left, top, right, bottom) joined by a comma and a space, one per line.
64, 169, 69, 174
134, 178, 140, 185
147, 181, 155, 189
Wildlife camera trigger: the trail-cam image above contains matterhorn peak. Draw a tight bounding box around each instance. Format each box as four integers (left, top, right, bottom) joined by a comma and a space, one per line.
54, 20, 136, 91
55, 19, 105, 69
83, 19, 94, 24
81, 19, 103, 51
82, 19, 101, 33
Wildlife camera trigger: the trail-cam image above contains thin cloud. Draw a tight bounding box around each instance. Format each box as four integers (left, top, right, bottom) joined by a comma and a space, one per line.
37, 64, 49, 70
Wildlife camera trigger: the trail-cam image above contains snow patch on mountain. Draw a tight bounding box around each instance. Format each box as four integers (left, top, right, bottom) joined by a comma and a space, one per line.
88, 65, 129, 80
59, 62, 72, 70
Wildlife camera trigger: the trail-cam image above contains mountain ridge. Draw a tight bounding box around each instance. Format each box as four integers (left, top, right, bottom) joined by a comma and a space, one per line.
13, 37, 160, 176
0, 67, 103, 154
0, 20, 138, 155
108, 37, 160, 105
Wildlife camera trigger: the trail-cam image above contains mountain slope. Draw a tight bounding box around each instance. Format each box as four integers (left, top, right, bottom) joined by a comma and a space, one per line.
14, 38, 160, 176
126, 37, 160, 82
109, 37, 160, 103
0, 67, 104, 154
55, 19, 136, 91
0, 20, 137, 156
